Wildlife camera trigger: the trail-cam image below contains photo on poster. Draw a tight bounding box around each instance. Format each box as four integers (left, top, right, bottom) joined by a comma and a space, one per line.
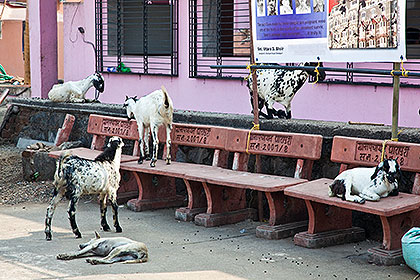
296, 0, 311, 14
267, 0, 279, 16
257, 0, 266, 16
313, 0, 325, 12
328, 0, 400, 49
280, 0, 293, 15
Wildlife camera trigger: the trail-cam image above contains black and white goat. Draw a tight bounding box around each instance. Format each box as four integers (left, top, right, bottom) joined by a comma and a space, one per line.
123, 86, 173, 167
48, 73, 105, 103
247, 62, 326, 119
45, 136, 124, 240
328, 159, 401, 204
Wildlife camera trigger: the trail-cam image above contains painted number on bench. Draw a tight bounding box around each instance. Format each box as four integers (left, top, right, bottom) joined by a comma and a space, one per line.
101, 119, 132, 137
174, 127, 210, 144
248, 134, 292, 153
355, 142, 410, 166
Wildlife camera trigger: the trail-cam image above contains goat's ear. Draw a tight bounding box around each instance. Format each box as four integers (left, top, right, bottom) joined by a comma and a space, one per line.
94, 231, 101, 239
371, 161, 383, 180
125, 96, 129, 101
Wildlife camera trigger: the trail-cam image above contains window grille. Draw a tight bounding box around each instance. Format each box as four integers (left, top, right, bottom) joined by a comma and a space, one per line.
95, 0, 178, 76
189, 0, 251, 79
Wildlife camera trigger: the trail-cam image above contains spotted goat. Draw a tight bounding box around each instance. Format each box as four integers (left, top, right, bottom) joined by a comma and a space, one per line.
247, 62, 326, 119
45, 136, 124, 240
328, 159, 401, 204
123, 86, 173, 167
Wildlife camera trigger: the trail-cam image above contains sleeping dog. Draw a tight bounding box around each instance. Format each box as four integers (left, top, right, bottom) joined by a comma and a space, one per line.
328, 159, 401, 204
57, 232, 148, 265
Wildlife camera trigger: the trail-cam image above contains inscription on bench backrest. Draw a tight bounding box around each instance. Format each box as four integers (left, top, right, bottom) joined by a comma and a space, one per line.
87, 114, 139, 140
225, 129, 323, 160
331, 136, 420, 172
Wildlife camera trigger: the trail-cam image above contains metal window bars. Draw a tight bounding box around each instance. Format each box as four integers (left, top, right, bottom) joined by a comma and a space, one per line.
95, 0, 178, 76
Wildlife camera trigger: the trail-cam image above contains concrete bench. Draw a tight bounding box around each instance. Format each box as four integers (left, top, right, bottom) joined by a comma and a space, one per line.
181, 128, 323, 240
284, 136, 420, 265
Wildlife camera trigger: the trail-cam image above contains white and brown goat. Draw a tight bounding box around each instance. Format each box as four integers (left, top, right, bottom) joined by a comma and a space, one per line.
123, 86, 173, 167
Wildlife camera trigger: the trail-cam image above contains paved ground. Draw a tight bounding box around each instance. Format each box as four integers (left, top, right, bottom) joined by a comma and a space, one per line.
0, 200, 417, 280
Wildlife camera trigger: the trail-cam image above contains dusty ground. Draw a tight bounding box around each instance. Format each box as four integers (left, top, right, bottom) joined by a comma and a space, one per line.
0, 138, 54, 205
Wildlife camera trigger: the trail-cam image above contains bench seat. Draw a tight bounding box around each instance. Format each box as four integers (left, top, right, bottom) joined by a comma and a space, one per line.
285, 178, 420, 217
283, 136, 420, 265
49, 147, 138, 163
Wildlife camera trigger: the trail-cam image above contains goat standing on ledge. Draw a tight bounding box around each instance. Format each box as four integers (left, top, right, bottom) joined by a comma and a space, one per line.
45, 136, 124, 240
247, 62, 326, 119
48, 73, 105, 103
123, 86, 173, 167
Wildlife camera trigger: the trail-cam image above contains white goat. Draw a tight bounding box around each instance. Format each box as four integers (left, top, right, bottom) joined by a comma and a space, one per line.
45, 136, 124, 240
247, 62, 326, 119
48, 73, 104, 103
123, 86, 173, 167
328, 159, 401, 204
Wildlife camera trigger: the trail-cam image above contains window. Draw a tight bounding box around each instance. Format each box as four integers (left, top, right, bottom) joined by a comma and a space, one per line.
95, 0, 178, 76
189, 0, 251, 79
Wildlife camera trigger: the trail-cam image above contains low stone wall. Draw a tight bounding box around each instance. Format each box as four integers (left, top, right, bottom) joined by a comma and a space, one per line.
2, 97, 420, 240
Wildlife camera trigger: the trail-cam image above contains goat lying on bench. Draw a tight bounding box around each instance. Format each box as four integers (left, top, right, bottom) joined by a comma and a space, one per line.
57, 231, 148, 265
328, 159, 401, 204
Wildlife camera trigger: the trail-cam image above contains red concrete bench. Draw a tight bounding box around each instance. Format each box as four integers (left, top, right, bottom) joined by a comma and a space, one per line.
183, 128, 323, 240
284, 136, 420, 265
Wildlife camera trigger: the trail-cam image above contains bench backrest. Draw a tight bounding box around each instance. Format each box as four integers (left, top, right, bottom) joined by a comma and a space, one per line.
225, 128, 323, 179
87, 114, 230, 166
331, 136, 420, 193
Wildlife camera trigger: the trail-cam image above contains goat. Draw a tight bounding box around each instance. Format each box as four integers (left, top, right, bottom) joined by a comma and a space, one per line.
57, 231, 148, 265
247, 62, 326, 119
123, 86, 173, 167
45, 136, 124, 240
328, 159, 401, 204
48, 73, 104, 103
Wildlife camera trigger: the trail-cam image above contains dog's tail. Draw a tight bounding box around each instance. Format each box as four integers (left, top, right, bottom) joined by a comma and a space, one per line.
161, 85, 170, 109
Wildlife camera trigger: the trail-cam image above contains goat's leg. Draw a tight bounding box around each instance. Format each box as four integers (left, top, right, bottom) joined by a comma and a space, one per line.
68, 195, 82, 238
144, 126, 151, 161
359, 189, 381, 201
110, 191, 122, 233
343, 184, 365, 204
285, 104, 292, 119
99, 193, 110, 231
150, 125, 159, 167
165, 124, 172, 165
137, 123, 145, 164
45, 188, 65, 241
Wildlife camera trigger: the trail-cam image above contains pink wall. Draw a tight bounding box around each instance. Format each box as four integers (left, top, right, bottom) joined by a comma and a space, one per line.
62, 1, 420, 128
0, 21, 24, 77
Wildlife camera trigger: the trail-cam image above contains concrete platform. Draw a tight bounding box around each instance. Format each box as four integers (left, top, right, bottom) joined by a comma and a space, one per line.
0, 201, 416, 280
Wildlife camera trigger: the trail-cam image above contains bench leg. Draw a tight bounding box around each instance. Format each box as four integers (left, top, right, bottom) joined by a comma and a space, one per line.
367, 209, 420, 266
126, 172, 185, 212
256, 191, 308, 239
294, 200, 365, 248
175, 179, 207, 222
194, 182, 257, 227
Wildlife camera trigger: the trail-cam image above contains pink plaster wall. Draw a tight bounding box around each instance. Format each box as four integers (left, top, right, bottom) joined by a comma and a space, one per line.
0, 21, 24, 77
62, 1, 420, 128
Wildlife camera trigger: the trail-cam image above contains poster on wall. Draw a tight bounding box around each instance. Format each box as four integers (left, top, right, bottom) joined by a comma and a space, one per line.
252, 0, 406, 62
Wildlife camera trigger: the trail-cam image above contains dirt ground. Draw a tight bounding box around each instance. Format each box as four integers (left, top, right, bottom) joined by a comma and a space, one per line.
0, 138, 54, 205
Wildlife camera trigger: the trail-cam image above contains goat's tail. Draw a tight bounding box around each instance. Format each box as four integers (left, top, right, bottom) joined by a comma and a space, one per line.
161, 85, 170, 109
54, 152, 72, 186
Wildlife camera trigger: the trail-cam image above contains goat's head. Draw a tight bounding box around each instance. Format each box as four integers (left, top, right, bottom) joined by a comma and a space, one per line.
108, 136, 124, 149
123, 96, 138, 120
304, 62, 326, 82
92, 73, 105, 93
371, 159, 401, 185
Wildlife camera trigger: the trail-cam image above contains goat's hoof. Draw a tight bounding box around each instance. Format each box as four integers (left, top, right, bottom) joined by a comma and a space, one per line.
102, 225, 111, 231
74, 231, 82, 239
137, 158, 143, 164
45, 232, 52, 241
150, 161, 156, 168
145, 156, 151, 161
166, 159, 171, 165
358, 199, 366, 204
116, 226, 122, 233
